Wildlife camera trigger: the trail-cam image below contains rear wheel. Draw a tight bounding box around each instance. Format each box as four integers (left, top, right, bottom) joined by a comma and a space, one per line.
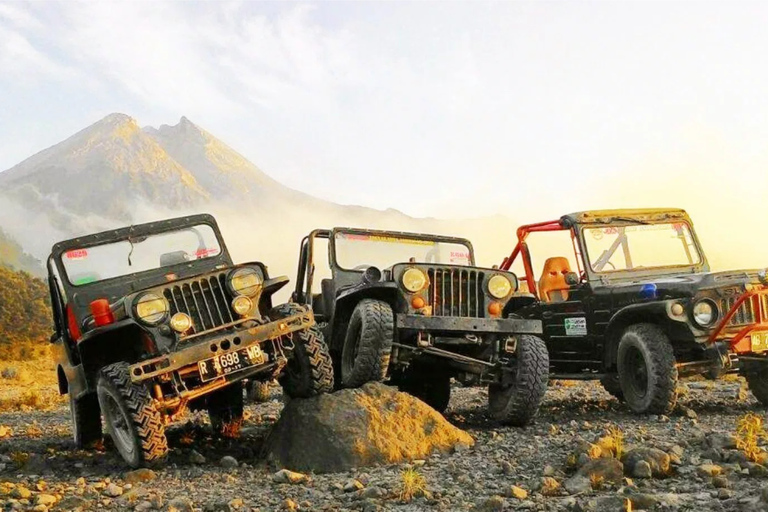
97, 362, 168, 467
207, 383, 244, 438
617, 324, 678, 414
744, 362, 768, 406
70, 392, 102, 448
397, 366, 452, 413
271, 304, 334, 398
341, 299, 394, 388
488, 335, 549, 426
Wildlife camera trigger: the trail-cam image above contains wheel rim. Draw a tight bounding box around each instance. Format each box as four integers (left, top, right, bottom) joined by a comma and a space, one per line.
103, 393, 135, 457
342, 322, 362, 379
624, 345, 649, 399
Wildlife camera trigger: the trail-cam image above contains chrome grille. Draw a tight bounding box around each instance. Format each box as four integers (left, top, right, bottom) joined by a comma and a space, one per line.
164, 274, 234, 333
428, 268, 484, 317
721, 296, 756, 327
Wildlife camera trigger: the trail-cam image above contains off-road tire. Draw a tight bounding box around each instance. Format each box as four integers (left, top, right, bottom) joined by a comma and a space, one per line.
600, 374, 624, 401
207, 383, 244, 438
70, 392, 102, 448
270, 304, 334, 398
617, 323, 678, 414
97, 362, 168, 467
341, 299, 394, 388
744, 363, 768, 406
245, 380, 272, 403
397, 368, 452, 413
488, 335, 549, 426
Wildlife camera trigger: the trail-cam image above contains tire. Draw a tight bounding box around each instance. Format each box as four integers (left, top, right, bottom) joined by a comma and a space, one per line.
270, 304, 334, 398
341, 299, 394, 388
245, 380, 272, 403
207, 382, 244, 438
617, 324, 678, 414
97, 362, 168, 467
397, 367, 452, 413
600, 374, 624, 401
70, 392, 102, 448
744, 362, 768, 406
488, 335, 549, 426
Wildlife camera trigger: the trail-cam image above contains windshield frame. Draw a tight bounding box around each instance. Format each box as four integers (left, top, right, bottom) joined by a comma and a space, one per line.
50, 214, 232, 296
578, 219, 707, 278
330, 227, 476, 272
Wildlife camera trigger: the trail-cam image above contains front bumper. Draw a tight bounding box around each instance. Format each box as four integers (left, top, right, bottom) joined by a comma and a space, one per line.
709, 287, 768, 355
129, 308, 315, 383
396, 314, 542, 335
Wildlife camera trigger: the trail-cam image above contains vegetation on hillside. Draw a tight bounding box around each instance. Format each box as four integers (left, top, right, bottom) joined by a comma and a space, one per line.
0, 266, 51, 360
0, 228, 44, 277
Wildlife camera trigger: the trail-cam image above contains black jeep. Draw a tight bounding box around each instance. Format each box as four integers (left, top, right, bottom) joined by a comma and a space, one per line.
292, 227, 549, 426
48, 214, 333, 467
500, 208, 768, 414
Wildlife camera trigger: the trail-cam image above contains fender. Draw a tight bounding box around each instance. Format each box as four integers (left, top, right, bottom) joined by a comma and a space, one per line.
328, 282, 402, 352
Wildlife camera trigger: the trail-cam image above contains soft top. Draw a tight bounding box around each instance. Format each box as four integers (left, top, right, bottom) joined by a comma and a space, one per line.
562, 208, 690, 226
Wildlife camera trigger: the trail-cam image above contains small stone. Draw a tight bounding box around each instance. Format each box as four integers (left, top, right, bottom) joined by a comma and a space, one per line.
189, 450, 206, 464
35, 494, 56, 506
104, 483, 123, 497
124, 468, 157, 484
507, 485, 528, 500
712, 475, 729, 489
358, 486, 385, 499
272, 469, 308, 485
344, 479, 365, 492
220, 456, 238, 469
57, 496, 89, 509
683, 407, 698, 420
474, 495, 504, 512
633, 460, 652, 479
11, 487, 31, 499
718, 488, 733, 500
168, 496, 194, 512
229, 498, 244, 509
543, 465, 557, 477
135, 501, 153, 512
282, 498, 299, 511
540, 477, 560, 496
500, 461, 513, 475
697, 464, 722, 477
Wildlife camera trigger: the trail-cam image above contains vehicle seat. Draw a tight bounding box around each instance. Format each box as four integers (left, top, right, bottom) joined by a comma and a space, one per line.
538, 257, 572, 302
320, 279, 335, 319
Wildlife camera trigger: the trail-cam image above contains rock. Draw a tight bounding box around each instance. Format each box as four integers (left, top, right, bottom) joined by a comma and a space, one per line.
712, 475, 729, 489
124, 469, 157, 484
229, 498, 245, 509
344, 479, 364, 492
566, 458, 623, 492
708, 433, 738, 451
748, 463, 768, 477
135, 501, 153, 512
539, 477, 560, 496
265, 382, 474, 472
35, 494, 56, 506
220, 456, 238, 469
697, 464, 723, 477
474, 495, 504, 511
57, 496, 90, 510
684, 407, 698, 420
272, 469, 308, 484
622, 447, 671, 477
543, 465, 557, 477
282, 498, 299, 511
357, 486, 386, 499
563, 476, 591, 495
633, 460, 652, 479
718, 488, 733, 500
168, 497, 194, 512
189, 450, 206, 464
11, 486, 31, 499
507, 485, 528, 500
0, 426, 11, 438
104, 483, 123, 497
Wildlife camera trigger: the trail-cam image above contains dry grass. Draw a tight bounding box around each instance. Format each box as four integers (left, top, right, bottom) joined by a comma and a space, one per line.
398, 467, 428, 502
736, 412, 767, 462
607, 425, 625, 460
0, 359, 63, 412
590, 474, 605, 490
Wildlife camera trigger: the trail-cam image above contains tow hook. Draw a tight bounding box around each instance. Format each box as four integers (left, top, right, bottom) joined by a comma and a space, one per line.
504, 336, 518, 354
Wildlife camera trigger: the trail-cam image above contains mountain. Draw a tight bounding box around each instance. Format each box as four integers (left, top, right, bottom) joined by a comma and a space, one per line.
0, 229, 44, 277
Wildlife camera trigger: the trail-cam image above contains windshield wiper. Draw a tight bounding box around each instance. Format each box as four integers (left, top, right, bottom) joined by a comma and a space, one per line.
610, 216, 650, 225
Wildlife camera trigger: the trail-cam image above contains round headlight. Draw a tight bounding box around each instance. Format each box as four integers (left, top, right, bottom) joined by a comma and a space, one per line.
232, 295, 254, 316
229, 267, 263, 297
170, 313, 193, 333
135, 293, 169, 325
693, 299, 718, 327
402, 268, 428, 293
488, 274, 513, 299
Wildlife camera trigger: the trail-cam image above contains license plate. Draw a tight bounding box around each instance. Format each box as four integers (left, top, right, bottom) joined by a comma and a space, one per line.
752, 331, 768, 353
198, 345, 265, 382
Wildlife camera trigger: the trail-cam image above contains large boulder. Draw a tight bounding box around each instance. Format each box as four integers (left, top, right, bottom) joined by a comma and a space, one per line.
264, 382, 474, 473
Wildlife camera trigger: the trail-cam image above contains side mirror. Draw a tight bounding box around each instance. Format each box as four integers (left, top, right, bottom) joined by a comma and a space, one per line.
565, 272, 580, 286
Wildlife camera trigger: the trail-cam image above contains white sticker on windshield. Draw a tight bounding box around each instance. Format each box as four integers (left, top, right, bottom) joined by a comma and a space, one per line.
564, 317, 587, 336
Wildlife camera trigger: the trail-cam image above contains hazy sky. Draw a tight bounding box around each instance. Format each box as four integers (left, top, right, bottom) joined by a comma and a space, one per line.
2, 1, 768, 223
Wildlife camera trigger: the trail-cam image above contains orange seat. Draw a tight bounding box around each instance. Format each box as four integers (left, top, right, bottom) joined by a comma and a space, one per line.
539, 257, 572, 302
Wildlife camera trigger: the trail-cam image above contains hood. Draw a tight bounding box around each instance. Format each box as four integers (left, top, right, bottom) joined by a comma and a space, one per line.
601, 269, 766, 299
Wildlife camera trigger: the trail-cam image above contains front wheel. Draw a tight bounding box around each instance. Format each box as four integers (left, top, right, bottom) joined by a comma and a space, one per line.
341, 299, 394, 388
70, 392, 102, 448
744, 362, 768, 406
488, 335, 549, 426
97, 362, 168, 467
617, 324, 678, 414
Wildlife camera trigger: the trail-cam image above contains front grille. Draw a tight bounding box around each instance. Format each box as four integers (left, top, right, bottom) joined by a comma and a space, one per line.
721, 296, 756, 327
427, 268, 484, 317
163, 273, 234, 334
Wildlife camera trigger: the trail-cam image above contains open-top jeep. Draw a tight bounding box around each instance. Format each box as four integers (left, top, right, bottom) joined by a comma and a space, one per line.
48, 214, 333, 467
500, 208, 768, 414
292, 227, 549, 426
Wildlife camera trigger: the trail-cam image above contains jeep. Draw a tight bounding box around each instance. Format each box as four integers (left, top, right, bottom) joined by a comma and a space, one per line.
48, 214, 333, 467
292, 227, 549, 426
500, 208, 768, 414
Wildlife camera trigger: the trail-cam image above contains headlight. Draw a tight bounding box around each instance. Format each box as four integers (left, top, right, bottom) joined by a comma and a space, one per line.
402, 268, 428, 293
229, 267, 263, 297
692, 299, 718, 327
232, 295, 253, 316
170, 313, 193, 333
134, 293, 169, 325
488, 274, 513, 299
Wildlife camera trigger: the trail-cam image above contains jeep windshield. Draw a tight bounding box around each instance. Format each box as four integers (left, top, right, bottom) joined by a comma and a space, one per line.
61, 224, 222, 286
333, 231, 473, 270
583, 221, 702, 273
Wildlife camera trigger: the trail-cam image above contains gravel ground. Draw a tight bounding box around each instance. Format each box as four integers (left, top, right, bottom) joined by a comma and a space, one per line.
2, 379, 768, 511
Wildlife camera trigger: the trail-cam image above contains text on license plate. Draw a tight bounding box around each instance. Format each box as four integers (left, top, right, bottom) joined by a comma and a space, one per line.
752, 331, 768, 353
198, 346, 265, 382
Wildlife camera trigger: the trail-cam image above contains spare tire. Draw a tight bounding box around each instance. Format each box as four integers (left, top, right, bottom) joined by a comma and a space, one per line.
341, 299, 394, 388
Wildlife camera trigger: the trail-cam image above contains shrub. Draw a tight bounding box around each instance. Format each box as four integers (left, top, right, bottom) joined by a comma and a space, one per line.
736, 412, 767, 462
399, 468, 428, 502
